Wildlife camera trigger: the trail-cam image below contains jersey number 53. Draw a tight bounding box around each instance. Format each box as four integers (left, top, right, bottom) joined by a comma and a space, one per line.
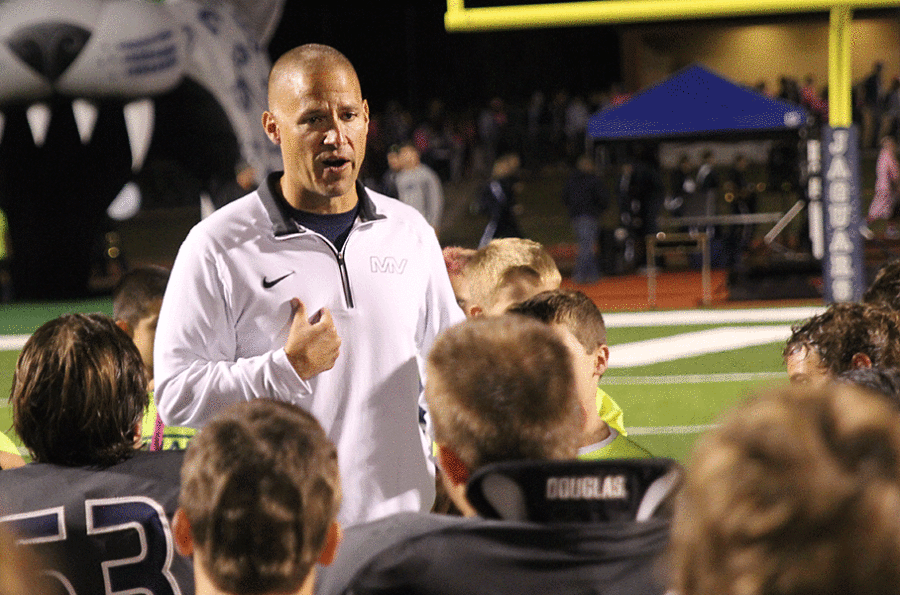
1, 496, 182, 595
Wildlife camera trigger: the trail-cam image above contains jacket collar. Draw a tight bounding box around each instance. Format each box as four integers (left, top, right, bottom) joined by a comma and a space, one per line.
258, 172, 384, 237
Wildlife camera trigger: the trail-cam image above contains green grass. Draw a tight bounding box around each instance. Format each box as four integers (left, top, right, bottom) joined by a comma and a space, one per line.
0, 298, 112, 334
608, 342, 786, 377
599, 319, 791, 462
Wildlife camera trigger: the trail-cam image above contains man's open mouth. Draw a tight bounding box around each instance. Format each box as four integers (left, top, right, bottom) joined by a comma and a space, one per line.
322, 157, 350, 169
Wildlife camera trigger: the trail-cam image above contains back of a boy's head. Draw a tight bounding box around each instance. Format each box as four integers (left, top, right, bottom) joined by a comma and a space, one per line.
180, 399, 341, 595
112, 266, 170, 327
466, 238, 561, 310
671, 382, 900, 595
10, 313, 148, 467
425, 314, 580, 472
508, 289, 606, 351
783, 302, 900, 375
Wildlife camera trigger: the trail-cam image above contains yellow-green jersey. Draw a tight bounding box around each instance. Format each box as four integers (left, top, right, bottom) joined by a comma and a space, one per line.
597, 387, 626, 436
577, 429, 653, 460
0, 430, 19, 455
141, 393, 196, 451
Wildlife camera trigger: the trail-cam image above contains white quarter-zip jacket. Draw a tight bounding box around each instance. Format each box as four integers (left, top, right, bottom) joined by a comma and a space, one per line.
154, 173, 465, 525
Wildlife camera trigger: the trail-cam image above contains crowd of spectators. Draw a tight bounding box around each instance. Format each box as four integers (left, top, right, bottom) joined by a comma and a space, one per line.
359, 67, 899, 275
360, 61, 900, 193
360, 88, 613, 192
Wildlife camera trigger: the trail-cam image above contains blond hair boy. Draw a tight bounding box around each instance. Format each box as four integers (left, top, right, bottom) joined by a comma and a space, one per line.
464, 240, 627, 435
463, 238, 562, 317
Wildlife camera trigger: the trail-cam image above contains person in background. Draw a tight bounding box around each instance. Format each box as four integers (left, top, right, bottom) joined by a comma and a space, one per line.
478, 153, 524, 247
113, 265, 196, 450
694, 149, 719, 225
666, 154, 695, 218
723, 153, 758, 267
618, 148, 665, 268
381, 144, 401, 198
395, 141, 444, 231
562, 154, 608, 284
866, 135, 900, 238
861, 61, 885, 149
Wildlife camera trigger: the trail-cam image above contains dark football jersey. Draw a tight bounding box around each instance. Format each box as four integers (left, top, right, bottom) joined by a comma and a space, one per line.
0, 450, 192, 595
316, 458, 678, 595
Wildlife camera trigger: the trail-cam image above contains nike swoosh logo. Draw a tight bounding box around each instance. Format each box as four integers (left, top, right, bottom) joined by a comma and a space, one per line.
262, 272, 294, 289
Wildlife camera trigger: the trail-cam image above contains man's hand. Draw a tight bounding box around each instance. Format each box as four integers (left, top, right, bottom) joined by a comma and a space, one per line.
285, 298, 341, 380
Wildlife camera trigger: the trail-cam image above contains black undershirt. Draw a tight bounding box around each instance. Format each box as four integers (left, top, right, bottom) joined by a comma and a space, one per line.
288, 203, 359, 251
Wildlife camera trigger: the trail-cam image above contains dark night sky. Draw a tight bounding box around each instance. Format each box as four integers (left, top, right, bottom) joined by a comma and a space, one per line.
268, 3, 622, 115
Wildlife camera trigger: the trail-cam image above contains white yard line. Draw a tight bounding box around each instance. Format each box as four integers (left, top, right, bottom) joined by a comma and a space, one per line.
604, 306, 824, 328
0, 335, 31, 351
605, 371, 785, 384
608, 325, 792, 368
626, 424, 718, 436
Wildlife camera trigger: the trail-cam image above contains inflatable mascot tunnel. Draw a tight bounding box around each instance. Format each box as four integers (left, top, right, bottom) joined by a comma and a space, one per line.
0, 0, 283, 299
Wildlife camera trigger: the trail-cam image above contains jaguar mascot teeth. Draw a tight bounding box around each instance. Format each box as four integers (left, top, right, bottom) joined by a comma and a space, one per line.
0, 0, 283, 299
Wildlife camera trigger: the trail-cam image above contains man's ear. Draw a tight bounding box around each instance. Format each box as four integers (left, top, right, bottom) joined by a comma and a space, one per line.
172, 508, 194, 557
437, 444, 470, 486
262, 111, 280, 145
317, 521, 342, 567
593, 344, 610, 379
115, 319, 134, 338
851, 352, 873, 369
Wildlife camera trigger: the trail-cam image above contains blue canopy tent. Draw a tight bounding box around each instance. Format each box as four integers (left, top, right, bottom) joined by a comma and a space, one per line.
586, 64, 818, 300
587, 64, 808, 141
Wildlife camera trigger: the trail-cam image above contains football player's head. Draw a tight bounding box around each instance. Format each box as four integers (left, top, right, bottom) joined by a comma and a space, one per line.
10, 313, 148, 466
175, 399, 342, 595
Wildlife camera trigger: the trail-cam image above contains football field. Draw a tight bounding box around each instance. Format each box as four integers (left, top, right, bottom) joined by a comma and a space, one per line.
602, 305, 825, 461
0, 300, 825, 463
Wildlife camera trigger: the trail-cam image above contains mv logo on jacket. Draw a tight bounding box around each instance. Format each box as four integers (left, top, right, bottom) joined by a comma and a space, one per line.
370, 256, 408, 274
